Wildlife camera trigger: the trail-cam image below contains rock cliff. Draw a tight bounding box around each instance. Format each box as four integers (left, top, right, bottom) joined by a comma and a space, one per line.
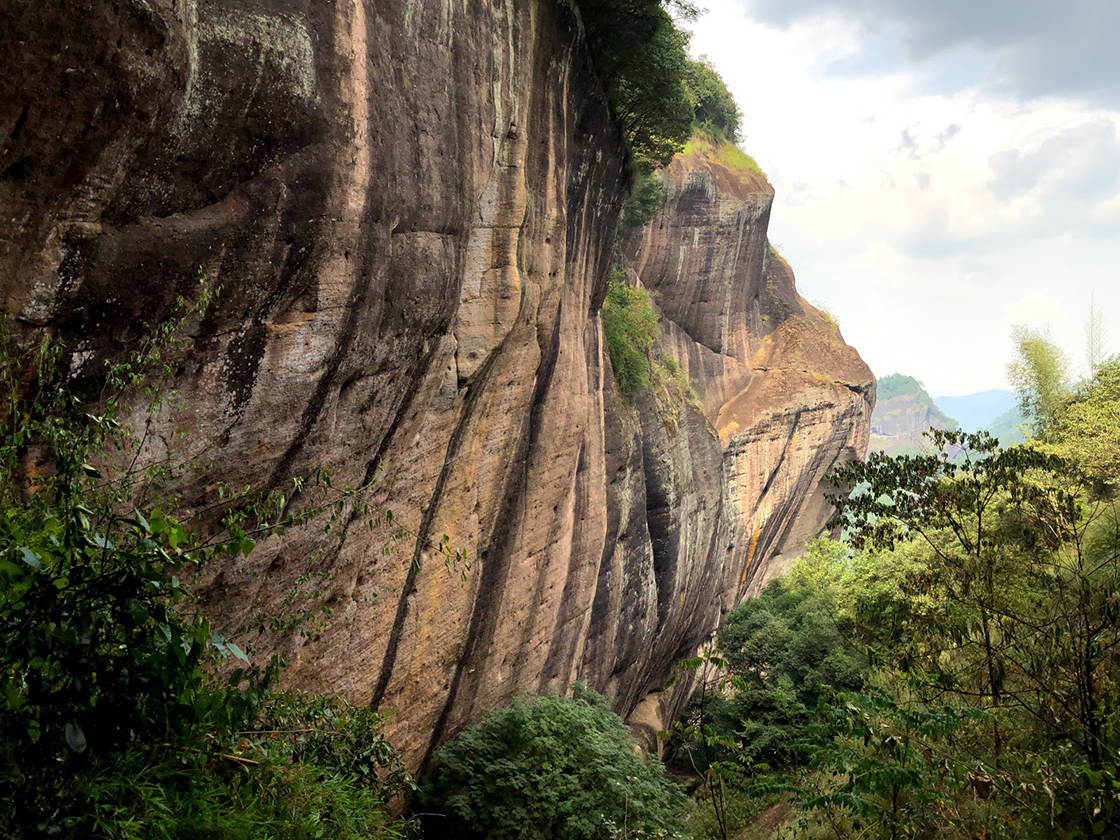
869, 374, 958, 455
1, 1, 872, 766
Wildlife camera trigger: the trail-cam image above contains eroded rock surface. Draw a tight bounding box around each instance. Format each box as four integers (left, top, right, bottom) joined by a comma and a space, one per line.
1, 2, 872, 765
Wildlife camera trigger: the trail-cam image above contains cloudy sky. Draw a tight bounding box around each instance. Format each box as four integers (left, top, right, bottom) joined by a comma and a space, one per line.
688, 0, 1120, 395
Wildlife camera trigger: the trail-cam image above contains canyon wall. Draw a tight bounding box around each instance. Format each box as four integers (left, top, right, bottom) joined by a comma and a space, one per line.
0, 0, 872, 766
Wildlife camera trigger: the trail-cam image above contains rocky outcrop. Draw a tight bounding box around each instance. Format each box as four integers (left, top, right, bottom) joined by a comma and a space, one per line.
619, 137, 874, 735
870, 374, 958, 455
1, 2, 872, 766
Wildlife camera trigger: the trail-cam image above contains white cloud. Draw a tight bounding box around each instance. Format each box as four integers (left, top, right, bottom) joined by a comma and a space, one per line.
688, 0, 1120, 394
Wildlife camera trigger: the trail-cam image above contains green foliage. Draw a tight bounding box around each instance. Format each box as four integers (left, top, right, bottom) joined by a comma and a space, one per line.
708, 541, 867, 768
1044, 356, 1120, 495
819, 429, 1120, 838
424, 684, 688, 840
257, 691, 412, 797
0, 313, 410, 837
571, 5, 749, 231
683, 58, 742, 142
875, 373, 925, 402
574, 0, 695, 168
622, 166, 666, 232
603, 276, 661, 399
43, 691, 413, 840
671, 412, 1120, 838
1008, 324, 1070, 434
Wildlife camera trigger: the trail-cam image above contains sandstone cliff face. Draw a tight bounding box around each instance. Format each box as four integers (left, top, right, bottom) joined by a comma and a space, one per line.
627, 137, 874, 599
1, 2, 872, 766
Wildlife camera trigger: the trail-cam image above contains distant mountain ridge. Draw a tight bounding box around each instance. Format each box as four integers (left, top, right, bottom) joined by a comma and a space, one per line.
932, 389, 1017, 433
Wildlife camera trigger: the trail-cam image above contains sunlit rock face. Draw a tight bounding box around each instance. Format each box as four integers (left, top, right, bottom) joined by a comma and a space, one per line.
621, 138, 875, 740
1, 2, 871, 765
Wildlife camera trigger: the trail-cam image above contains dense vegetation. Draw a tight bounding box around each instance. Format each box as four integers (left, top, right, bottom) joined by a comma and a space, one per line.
668, 348, 1120, 840
683, 58, 742, 142
875, 373, 924, 401
573, 0, 697, 169
422, 684, 688, 839
573, 1, 748, 234
602, 276, 661, 399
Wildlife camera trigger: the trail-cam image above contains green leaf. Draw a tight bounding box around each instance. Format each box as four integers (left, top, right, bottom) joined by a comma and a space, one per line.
168, 523, 185, 549
227, 642, 251, 665
18, 547, 42, 570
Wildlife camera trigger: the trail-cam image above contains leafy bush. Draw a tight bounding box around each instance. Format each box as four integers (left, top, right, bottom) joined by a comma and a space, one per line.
622, 166, 666, 232
47, 693, 412, 840
712, 543, 867, 768
423, 684, 688, 840
602, 276, 661, 399
683, 58, 741, 142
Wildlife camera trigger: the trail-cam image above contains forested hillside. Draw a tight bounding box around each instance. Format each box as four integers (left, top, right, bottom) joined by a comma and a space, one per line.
868, 374, 957, 455
666, 343, 1120, 840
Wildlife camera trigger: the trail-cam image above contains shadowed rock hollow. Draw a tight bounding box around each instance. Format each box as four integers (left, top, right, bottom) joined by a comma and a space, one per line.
0, 0, 872, 766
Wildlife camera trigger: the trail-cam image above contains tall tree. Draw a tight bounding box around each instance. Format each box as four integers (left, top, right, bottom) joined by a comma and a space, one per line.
1007, 325, 1069, 434
1086, 291, 1107, 378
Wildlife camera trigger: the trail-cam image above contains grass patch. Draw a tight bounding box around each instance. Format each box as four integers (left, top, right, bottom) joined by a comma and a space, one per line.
809, 299, 838, 328
716, 142, 765, 176
602, 276, 702, 411
603, 275, 660, 399
681, 129, 766, 178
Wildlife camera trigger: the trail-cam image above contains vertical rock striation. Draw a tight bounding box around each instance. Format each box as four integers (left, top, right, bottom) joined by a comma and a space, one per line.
619, 134, 874, 740
1, 3, 872, 765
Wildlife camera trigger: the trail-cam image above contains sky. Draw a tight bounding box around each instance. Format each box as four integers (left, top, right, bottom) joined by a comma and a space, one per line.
686, 0, 1120, 395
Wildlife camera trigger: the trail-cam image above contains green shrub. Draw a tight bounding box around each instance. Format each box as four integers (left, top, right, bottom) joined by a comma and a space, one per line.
622, 166, 666, 231
602, 276, 660, 399
423, 684, 688, 840
683, 58, 741, 142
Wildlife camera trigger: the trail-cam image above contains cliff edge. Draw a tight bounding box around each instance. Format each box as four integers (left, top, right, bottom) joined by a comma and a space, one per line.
0, 1, 872, 765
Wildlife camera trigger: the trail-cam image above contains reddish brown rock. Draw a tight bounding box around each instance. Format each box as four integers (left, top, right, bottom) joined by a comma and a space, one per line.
0, 4, 872, 766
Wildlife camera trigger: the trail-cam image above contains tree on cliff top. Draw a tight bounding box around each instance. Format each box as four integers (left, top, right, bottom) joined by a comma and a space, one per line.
575, 0, 695, 167
684, 57, 742, 142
